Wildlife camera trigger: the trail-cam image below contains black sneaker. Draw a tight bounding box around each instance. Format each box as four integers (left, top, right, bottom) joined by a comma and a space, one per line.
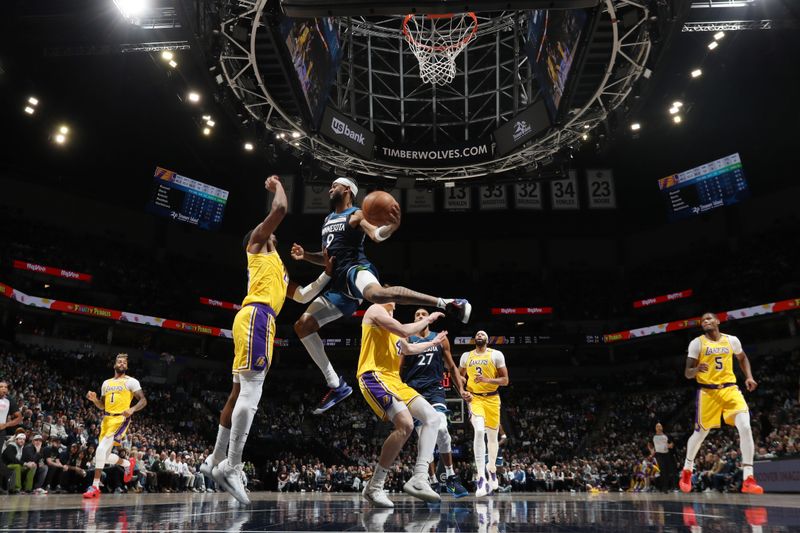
445, 299, 472, 323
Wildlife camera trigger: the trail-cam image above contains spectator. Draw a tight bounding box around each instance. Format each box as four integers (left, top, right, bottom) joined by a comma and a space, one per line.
21, 434, 48, 494
2, 432, 28, 493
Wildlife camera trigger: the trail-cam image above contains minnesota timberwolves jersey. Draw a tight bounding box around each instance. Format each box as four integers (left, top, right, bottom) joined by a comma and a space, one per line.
400, 332, 445, 390
321, 207, 368, 282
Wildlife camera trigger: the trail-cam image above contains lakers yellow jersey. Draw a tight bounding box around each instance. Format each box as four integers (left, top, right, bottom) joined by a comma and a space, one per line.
102, 376, 140, 414
464, 349, 499, 394
694, 334, 738, 385
357, 324, 401, 376
241, 251, 289, 313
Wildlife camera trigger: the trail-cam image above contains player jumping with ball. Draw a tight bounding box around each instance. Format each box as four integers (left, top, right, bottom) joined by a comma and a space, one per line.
291, 176, 472, 415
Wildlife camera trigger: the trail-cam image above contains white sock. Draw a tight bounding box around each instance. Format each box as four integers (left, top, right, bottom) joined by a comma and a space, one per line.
301, 333, 340, 388
211, 425, 230, 464
683, 428, 709, 471
372, 464, 389, 487
735, 412, 755, 476
93, 479, 101, 488
445, 465, 455, 477
486, 428, 499, 474
473, 418, 487, 482
408, 400, 438, 476
228, 374, 264, 466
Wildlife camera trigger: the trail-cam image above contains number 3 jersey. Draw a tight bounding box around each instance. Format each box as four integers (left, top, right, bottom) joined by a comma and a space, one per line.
400, 332, 445, 390
687, 334, 742, 386
101, 376, 142, 414
459, 348, 506, 395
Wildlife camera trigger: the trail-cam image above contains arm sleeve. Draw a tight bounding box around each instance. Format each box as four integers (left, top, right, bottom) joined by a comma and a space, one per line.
492, 350, 506, 369
459, 353, 468, 368
728, 335, 743, 355
126, 378, 142, 393
687, 338, 701, 360
100, 380, 109, 396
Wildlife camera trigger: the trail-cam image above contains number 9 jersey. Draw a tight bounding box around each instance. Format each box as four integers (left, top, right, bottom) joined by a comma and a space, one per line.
687, 334, 741, 386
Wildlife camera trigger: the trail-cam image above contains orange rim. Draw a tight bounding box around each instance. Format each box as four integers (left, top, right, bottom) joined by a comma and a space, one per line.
402, 12, 478, 53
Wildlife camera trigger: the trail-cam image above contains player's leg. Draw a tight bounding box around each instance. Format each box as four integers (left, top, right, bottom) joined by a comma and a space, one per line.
485, 398, 501, 490
436, 409, 468, 498
202, 380, 240, 477
295, 296, 353, 414
680, 390, 713, 492
470, 402, 489, 496
404, 396, 442, 502
84, 425, 116, 498
725, 389, 763, 493
354, 268, 472, 323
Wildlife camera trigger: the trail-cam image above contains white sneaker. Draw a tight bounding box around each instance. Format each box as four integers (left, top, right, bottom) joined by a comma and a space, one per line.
475, 477, 489, 497
488, 471, 500, 492
402, 473, 441, 503
216, 459, 250, 505
200, 456, 217, 478
362, 481, 394, 508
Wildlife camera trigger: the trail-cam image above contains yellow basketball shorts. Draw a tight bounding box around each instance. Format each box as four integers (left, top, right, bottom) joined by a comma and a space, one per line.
468, 393, 501, 430
99, 414, 131, 446
358, 371, 420, 422
695, 385, 748, 431
232, 303, 276, 375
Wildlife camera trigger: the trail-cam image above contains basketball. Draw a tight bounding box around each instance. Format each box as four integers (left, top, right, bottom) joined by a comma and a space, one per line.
362, 191, 399, 226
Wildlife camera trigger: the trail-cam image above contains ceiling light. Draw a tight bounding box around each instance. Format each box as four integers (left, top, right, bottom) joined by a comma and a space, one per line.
673, 115, 682, 124
714, 31, 725, 41
168, 60, 178, 68
161, 51, 174, 61
24, 106, 35, 115
672, 101, 683, 108
291, 131, 301, 138
669, 106, 679, 115
244, 142, 254, 151
279, 133, 286, 139
202, 127, 211, 136
583, 124, 590, 129
293, 142, 299, 146
582, 134, 588, 140
114, 0, 149, 20
55, 133, 66, 144
206, 120, 215, 127
28, 97, 39, 106
708, 41, 718, 50
691, 69, 702, 78
630, 123, 641, 131
188, 92, 200, 103
202, 115, 211, 121
59, 125, 69, 134
274, 133, 281, 140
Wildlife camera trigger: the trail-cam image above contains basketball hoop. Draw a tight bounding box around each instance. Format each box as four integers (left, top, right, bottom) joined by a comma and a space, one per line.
402, 12, 478, 86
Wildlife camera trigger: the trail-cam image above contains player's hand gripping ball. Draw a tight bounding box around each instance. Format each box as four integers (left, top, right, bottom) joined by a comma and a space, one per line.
362, 191, 400, 226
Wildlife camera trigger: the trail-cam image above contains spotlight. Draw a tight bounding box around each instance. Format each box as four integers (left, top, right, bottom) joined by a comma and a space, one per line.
293, 142, 299, 146
583, 124, 590, 129
28, 96, 39, 106
279, 133, 286, 139
168, 60, 178, 68
708, 41, 718, 50
202, 115, 211, 121
274, 133, 281, 140
669, 106, 679, 115
113, 0, 149, 21
188, 92, 200, 103
691, 69, 702, 78
291, 131, 301, 138
714, 31, 725, 41
630, 123, 641, 131
672, 101, 683, 108
55, 133, 66, 144
202, 127, 211, 136
161, 51, 174, 61
673, 115, 682, 124
24, 106, 35, 115
59, 125, 69, 134
244, 142, 254, 151
206, 120, 215, 127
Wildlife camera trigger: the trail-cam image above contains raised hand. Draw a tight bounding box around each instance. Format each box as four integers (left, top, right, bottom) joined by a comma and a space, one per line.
265, 175, 281, 192
291, 243, 305, 261
427, 311, 445, 324
432, 330, 448, 345
86, 391, 97, 402
387, 203, 401, 225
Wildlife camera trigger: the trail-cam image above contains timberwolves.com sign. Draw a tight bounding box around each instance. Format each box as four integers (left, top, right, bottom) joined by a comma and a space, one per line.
320, 107, 375, 159
378, 140, 494, 167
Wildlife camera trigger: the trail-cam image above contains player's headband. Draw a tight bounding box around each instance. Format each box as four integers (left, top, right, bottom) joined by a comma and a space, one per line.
476, 330, 488, 339
333, 177, 358, 198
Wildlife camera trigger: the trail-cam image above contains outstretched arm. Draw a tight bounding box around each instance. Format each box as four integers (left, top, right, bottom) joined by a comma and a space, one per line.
290, 243, 326, 266
397, 331, 448, 356
351, 208, 400, 243
366, 306, 444, 338
287, 250, 335, 303
247, 176, 288, 253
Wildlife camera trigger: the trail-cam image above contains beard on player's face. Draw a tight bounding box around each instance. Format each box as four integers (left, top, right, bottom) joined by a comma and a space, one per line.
329, 189, 345, 210
475, 338, 487, 347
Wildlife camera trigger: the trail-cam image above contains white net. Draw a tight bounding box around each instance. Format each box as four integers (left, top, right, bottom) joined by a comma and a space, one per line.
402, 13, 478, 86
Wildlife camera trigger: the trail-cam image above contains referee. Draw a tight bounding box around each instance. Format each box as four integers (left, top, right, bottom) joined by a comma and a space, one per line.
650, 423, 676, 492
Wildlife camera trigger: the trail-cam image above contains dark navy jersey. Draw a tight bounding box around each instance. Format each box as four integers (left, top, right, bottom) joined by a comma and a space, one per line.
321, 206, 369, 282
400, 331, 445, 390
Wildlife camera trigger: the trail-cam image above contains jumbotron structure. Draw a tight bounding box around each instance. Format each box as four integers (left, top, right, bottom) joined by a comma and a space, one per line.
218, 0, 658, 181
